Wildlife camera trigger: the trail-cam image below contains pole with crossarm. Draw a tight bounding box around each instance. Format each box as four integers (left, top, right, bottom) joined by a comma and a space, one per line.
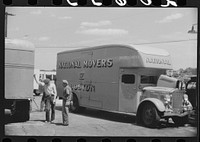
5, 12, 15, 37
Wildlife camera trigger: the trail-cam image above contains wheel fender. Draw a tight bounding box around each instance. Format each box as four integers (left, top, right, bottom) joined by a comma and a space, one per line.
138, 98, 165, 112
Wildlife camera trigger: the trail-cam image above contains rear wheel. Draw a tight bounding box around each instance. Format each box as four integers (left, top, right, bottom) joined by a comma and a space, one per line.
141, 103, 161, 128
69, 94, 80, 113
12, 100, 30, 122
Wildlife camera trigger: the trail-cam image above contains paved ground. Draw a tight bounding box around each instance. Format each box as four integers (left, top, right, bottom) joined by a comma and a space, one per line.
4, 95, 197, 137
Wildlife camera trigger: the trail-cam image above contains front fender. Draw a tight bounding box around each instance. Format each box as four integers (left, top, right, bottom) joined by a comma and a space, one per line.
138, 98, 165, 112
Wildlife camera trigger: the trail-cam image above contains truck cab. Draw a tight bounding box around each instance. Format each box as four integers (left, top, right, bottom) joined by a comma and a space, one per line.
136, 75, 193, 127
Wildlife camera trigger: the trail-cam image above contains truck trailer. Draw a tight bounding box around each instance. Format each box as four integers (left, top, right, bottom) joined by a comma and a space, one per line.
56, 44, 193, 127
5, 38, 34, 122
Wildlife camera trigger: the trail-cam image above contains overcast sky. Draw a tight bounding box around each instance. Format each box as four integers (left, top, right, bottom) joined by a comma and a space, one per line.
6, 7, 197, 70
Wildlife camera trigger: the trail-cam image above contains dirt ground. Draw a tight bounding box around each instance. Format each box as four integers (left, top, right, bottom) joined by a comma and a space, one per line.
4, 95, 197, 137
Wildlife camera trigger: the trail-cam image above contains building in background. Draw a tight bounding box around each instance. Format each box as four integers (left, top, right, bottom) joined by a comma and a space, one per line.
33, 69, 56, 96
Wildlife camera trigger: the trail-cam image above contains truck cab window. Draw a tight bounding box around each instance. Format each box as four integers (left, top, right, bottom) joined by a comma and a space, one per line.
187, 82, 196, 89
122, 74, 135, 84
141, 75, 157, 84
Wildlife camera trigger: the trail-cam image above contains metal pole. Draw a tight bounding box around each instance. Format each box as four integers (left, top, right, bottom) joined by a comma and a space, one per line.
188, 23, 198, 34
5, 12, 15, 38
5, 12, 8, 37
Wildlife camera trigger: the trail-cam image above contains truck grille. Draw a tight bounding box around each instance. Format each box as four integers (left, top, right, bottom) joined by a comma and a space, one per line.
172, 91, 183, 113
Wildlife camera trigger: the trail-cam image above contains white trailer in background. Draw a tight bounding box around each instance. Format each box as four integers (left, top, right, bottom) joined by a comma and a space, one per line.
56, 44, 193, 127
5, 38, 34, 121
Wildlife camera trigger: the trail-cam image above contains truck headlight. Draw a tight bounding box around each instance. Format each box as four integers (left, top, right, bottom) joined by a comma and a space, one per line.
182, 94, 193, 111
164, 94, 172, 111
165, 94, 171, 102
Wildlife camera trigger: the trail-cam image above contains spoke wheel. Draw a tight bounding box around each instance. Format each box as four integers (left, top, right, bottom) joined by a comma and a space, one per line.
142, 103, 160, 128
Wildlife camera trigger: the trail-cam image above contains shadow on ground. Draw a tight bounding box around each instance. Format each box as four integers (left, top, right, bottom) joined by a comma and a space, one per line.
56, 106, 137, 124
55, 106, 196, 129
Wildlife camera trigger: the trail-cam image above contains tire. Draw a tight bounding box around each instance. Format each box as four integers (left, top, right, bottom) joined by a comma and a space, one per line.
12, 100, 30, 122
69, 94, 80, 113
141, 103, 161, 128
172, 116, 189, 126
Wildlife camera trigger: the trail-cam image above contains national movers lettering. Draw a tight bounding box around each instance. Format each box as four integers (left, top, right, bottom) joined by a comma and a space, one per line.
58, 58, 113, 69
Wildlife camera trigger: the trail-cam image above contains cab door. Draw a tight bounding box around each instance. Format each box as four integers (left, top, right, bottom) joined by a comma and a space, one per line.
119, 68, 139, 113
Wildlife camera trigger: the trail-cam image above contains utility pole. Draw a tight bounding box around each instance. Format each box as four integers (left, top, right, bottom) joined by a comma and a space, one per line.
5, 12, 15, 38
188, 23, 197, 34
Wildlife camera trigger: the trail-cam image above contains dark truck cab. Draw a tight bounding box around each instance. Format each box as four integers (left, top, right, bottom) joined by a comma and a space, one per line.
186, 75, 197, 124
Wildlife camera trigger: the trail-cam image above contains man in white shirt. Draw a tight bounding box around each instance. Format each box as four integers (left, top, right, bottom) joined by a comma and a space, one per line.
33, 75, 57, 123
43, 78, 57, 123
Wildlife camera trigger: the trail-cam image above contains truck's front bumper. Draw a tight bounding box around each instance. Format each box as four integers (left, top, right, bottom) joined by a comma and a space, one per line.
162, 110, 194, 119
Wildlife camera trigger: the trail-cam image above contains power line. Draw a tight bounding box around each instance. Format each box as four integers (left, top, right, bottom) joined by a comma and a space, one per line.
35, 39, 197, 48
134, 39, 197, 45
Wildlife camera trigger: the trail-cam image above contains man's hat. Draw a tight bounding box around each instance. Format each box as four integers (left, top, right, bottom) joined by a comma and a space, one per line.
62, 80, 68, 85
44, 78, 50, 84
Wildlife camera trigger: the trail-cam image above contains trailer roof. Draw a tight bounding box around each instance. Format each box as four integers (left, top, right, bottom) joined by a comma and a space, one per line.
58, 44, 169, 56
5, 38, 35, 51
57, 44, 172, 69
130, 45, 169, 56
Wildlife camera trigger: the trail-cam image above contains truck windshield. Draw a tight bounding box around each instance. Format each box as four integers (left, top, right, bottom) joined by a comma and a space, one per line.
141, 75, 157, 84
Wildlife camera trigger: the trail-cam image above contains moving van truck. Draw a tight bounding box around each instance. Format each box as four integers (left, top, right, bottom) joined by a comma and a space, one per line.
56, 44, 193, 127
5, 39, 34, 121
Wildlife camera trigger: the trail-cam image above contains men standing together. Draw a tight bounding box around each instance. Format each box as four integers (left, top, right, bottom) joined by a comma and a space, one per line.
34, 75, 73, 126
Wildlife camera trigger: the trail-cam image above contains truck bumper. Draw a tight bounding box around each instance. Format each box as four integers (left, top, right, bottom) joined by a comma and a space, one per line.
162, 110, 194, 119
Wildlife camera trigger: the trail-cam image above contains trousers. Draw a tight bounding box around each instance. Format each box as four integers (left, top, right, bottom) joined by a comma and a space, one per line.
40, 93, 45, 111
44, 95, 55, 122
62, 99, 70, 125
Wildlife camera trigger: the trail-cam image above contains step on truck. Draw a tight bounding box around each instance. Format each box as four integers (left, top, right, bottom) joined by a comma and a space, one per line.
56, 44, 193, 128
5, 38, 35, 122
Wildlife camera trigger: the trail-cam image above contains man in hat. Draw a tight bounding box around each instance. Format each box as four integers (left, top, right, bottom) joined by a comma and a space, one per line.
43, 78, 57, 123
33, 74, 57, 123
62, 80, 72, 126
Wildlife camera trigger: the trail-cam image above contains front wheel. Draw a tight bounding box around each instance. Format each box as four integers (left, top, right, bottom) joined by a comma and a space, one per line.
141, 103, 161, 128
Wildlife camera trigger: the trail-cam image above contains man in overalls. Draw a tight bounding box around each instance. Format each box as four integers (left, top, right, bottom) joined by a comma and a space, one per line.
62, 80, 72, 126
